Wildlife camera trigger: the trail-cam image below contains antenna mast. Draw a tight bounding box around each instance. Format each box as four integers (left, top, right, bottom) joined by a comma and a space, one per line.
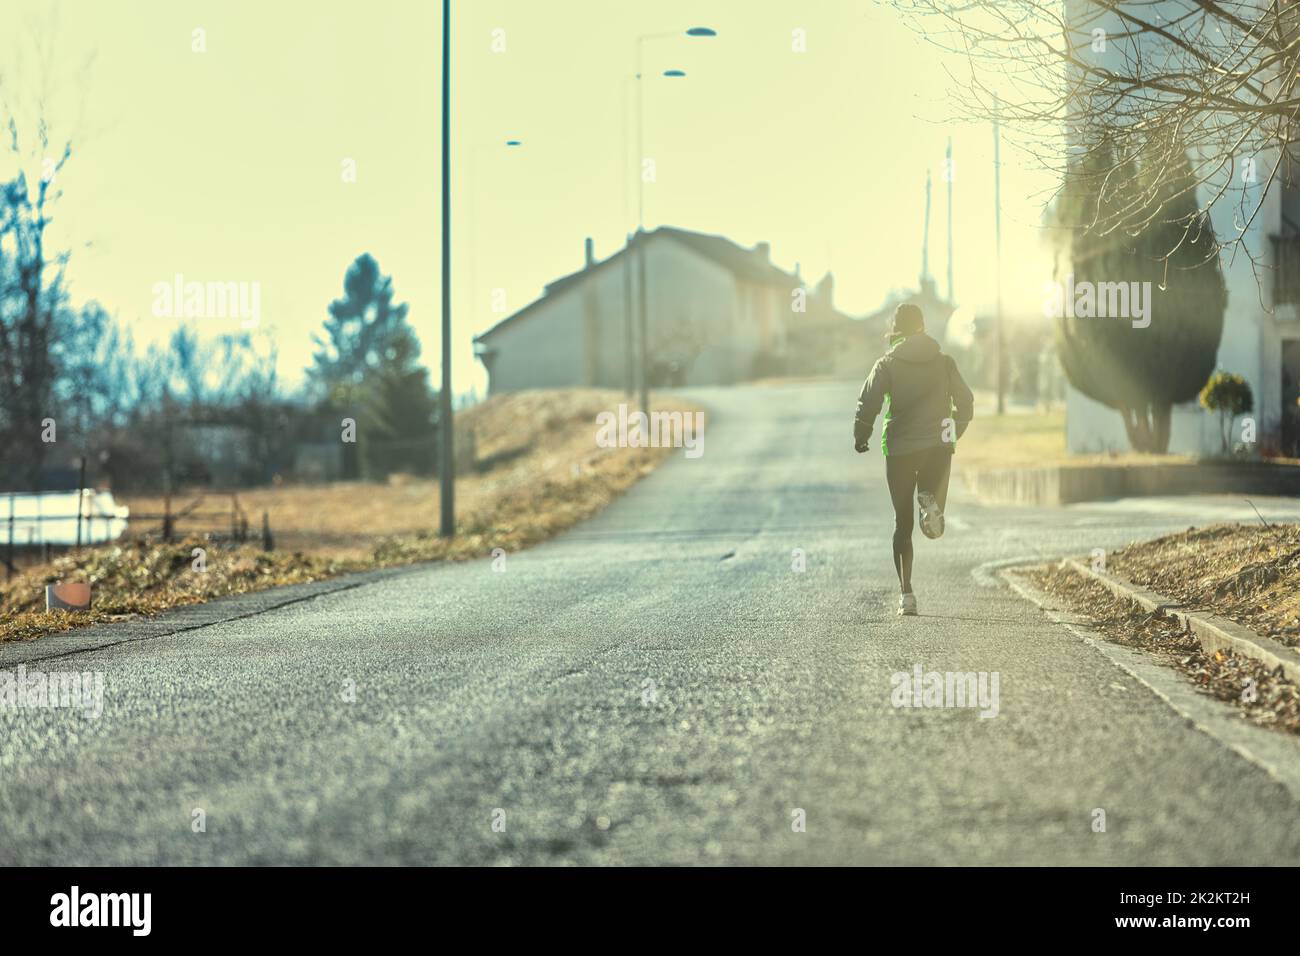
946, 138, 955, 304
921, 169, 932, 285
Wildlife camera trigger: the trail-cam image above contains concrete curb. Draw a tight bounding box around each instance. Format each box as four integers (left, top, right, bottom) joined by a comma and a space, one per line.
0, 561, 436, 668
961, 459, 1300, 507
1062, 558, 1300, 685
1001, 567, 1300, 804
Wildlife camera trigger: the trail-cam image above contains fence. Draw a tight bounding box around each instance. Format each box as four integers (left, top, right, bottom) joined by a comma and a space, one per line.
127, 492, 255, 544
4, 490, 271, 581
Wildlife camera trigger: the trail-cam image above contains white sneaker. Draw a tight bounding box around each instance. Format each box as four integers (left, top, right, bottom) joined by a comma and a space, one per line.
917, 492, 945, 539
898, 592, 918, 616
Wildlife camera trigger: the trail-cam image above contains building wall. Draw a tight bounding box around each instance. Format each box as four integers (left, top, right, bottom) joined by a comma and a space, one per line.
1061, 0, 1298, 456
1065, 392, 1218, 455
1256, 179, 1300, 454
480, 234, 778, 393
637, 235, 761, 386
478, 285, 589, 392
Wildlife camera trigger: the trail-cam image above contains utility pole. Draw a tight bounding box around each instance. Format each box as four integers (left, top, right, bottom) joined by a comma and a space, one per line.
921, 168, 932, 284
946, 137, 955, 305
623, 233, 634, 395
637, 229, 650, 417
622, 74, 634, 397
438, 0, 455, 536
75, 455, 86, 549
635, 40, 651, 419
629, 28, 715, 419
993, 95, 1005, 416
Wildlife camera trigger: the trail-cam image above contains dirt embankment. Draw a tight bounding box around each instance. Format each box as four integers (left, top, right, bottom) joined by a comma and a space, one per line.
2, 389, 702, 644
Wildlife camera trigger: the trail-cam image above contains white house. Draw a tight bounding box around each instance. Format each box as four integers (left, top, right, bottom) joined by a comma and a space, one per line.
473, 227, 856, 393
1062, 0, 1300, 457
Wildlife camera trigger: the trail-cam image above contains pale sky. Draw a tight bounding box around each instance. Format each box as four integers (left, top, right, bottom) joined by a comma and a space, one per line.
1, 0, 1057, 398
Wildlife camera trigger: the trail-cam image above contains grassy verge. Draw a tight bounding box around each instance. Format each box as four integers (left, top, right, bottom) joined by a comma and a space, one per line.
956, 405, 1209, 471
1027, 561, 1300, 736
1, 389, 700, 644
956, 404, 1066, 470
1103, 523, 1300, 648
957, 391, 1205, 471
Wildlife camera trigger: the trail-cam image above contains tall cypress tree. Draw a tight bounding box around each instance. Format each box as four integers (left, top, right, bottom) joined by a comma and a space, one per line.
1051, 135, 1226, 452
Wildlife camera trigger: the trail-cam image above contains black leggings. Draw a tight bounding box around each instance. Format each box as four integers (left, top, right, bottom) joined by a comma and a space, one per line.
885, 446, 952, 594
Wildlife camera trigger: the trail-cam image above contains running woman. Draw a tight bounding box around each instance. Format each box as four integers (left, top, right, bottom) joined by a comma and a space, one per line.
853, 303, 974, 616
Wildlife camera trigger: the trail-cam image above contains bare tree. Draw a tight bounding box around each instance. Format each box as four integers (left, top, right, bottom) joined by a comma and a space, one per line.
0, 134, 71, 488
890, 0, 1300, 291
0, 10, 91, 489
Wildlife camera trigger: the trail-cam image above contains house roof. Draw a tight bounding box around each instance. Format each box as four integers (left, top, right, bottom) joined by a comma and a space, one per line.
475, 226, 818, 344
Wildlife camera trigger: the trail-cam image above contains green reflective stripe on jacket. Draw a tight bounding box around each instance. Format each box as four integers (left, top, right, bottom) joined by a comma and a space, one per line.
881, 393, 891, 456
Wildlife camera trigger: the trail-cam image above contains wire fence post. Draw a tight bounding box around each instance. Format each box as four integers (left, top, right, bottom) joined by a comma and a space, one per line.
6, 493, 13, 582
75, 456, 87, 549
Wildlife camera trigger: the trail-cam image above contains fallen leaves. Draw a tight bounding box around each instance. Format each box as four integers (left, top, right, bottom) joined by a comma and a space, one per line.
1106, 523, 1300, 648
1029, 563, 1300, 736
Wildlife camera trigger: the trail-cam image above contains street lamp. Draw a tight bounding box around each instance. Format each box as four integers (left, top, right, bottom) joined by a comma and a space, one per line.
439, 0, 453, 536
631, 27, 716, 417
439, 0, 517, 539
466, 138, 524, 384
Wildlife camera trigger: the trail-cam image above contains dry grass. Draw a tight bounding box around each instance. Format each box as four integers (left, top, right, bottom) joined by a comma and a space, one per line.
1104, 522, 1300, 648
1, 389, 699, 644
956, 406, 1067, 469
1027, 562, 1300, 736
956, 404, 1206, 471
121, 389, 676, 558
956, 391, 1210, 471
0, 542, 346, 642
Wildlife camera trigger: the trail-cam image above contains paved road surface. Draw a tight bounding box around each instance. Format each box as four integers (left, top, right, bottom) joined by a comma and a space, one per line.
2, 381, 1299, 864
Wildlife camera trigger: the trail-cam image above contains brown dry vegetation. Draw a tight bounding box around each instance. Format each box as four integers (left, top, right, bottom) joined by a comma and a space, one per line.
1027, 562, 1300, 736
955, 406, 1067, 470
955, 407, 1205, 472
1, 389, 700, 644
1105, 523, 1300, 649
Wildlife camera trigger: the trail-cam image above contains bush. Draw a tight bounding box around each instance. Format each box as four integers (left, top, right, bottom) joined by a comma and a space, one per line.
1199, 372, 1253, 455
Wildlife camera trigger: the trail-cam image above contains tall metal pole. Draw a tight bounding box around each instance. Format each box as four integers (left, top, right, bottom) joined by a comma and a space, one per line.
629, 29, 714, 417
635, 42, 650, 418
946, 137, 955, 305
993, 94, 1005, 417
622, 75, 634, 397
623, 233, 634, 395
637, 231, 650, 417
75, 455, 86, 549
921, 169, 931, 284
439, 0, 455, 536
636, 41, 648, 229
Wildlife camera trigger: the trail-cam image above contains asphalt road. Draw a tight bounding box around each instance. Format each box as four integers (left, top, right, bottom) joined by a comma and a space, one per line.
2, 381, 1299, 865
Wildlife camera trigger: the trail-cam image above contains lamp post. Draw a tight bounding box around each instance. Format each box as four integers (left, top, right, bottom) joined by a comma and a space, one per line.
621, 75, 635, 397
466, 138, 523, 354
439, 0, 454, 536
993, 94, 1005, 417
631, 27, 716, 418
